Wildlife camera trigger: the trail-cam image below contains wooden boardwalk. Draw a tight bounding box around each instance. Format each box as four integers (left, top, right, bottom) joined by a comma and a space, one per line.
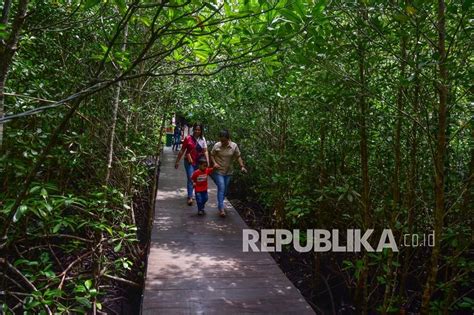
141, 147, 314, 314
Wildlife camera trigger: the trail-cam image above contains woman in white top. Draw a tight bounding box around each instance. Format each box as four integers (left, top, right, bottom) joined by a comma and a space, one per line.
174, 123, 209, 205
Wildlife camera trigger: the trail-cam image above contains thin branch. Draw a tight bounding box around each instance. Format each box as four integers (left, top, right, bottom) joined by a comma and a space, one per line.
58, 250, 94, 290
102, 274, 140, 288
96, 1, 139, 77
0, 272, 24, 290
0, 81, 112, 123
25, 3, 82, 33
4, 92, 55, 103
0, 258, 36, 291
0, 258, 53, 314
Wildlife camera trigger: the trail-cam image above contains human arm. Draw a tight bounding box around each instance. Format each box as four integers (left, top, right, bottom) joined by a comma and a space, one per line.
233, 144, 247, 173
175, 147, 185, 169
175, 136, 188, 169
210, 154, 220, 169
210, 152, 221, 169
185, 153, 193, 165
191, 171, 198, 187
210, 143, 221, 169
237, 156, 247, 173
203, 148, 210, 165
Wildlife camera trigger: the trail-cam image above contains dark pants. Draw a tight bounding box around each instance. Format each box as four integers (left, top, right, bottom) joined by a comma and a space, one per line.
172, 135, 181, 150
195, 191, 208, 211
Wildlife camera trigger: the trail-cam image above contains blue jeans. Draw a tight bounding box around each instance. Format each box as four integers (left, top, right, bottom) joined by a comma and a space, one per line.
184, 160, 198, 198
212, 173, 231, 210
195, 191, 208, 211
173, 135, 181, 149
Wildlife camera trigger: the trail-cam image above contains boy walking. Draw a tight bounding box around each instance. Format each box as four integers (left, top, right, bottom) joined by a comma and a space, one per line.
191, 157, 214, 215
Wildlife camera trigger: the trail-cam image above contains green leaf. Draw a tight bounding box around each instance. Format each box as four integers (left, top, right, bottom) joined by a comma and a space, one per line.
44, 289, 63, 299
293, 0, 306, 18
394, 14, 408, 23
13, 205, 28, 223
0, 23, 7, 40
44, 202, 53, 212
114, 241, 122, 252
75, 296, 92, 308
280, 8, 301, 24
463, 0, 473, 10
52, 223, 62, 233
312, 0, 325, 14
114, 0, 126, 13
105, 226, 113, 236
14, 258, 38, 266
139, 17, 151, 27
74, 285, 87, 293
204, 2, 220, 13
84, 0, 101, 10
40, 188, 48, 198
457, 296, 474, 309
347, 193, 353, 202
29, 185, 41, 193
84, 279, 93, 290
224, 1, 232, 15
405, 5, 416, 15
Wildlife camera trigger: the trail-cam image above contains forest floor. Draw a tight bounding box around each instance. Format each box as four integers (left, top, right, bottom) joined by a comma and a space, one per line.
104, 161, 157, 314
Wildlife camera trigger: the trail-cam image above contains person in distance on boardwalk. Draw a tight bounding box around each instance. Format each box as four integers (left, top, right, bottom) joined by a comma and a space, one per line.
174, 123, 209, 206
210, 129, 247, 217
172, 123, 182, 151
191, 157, 215, 215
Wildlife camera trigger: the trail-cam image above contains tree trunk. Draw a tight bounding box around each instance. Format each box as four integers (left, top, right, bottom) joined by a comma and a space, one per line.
149, 114, 167, 241
382, 19, 408, 314
400, 46, 420, 298
105, 24, 128, 184
400, 10, 423, 297
0, 0, 29, 149
421, 0, 448, 313
461, 129, 473, 214
355, 3, 370, 313
105, 81, 123, 184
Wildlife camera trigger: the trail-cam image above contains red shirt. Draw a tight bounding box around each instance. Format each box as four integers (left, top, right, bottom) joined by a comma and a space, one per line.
191, 168, 214, 192
182, 135, 207, 166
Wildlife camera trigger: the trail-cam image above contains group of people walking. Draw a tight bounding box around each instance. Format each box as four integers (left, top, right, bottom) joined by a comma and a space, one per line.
174, 123, 247, 217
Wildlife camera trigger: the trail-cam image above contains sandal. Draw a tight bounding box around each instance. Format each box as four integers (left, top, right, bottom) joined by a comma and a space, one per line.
187, 198, 193, 206
219, 210, 226, 218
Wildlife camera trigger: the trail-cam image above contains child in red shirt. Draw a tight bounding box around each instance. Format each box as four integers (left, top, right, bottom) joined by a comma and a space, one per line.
191, 157, 214, 215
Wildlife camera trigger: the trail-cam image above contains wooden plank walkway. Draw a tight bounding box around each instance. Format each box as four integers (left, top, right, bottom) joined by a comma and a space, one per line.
142, 147, 315, 314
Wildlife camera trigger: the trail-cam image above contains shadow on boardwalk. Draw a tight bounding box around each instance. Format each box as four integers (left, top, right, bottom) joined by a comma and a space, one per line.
141, 147, 314, 314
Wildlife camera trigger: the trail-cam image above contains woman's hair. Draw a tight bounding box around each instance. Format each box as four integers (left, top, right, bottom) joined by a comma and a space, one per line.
219, 129, 230, 139
193, 123, 204, 139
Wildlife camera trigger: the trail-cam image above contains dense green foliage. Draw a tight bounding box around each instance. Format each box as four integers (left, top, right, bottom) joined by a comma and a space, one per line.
0, 0, 472, 313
